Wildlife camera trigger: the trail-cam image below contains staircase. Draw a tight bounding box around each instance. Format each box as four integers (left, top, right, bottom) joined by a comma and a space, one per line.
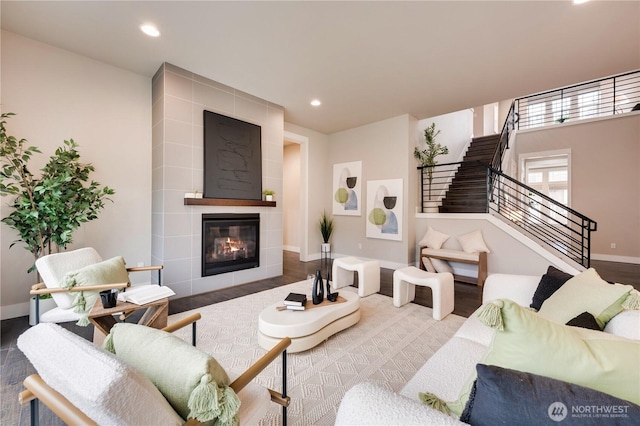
439, 134, 500, 213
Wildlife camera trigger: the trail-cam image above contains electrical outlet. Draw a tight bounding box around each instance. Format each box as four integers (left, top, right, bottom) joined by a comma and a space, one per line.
358, 243, 362, 250
137, 261, 144, 267
610, 243, 616, 249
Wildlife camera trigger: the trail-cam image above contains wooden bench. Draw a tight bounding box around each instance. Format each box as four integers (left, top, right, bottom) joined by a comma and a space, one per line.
419, 246, 487, 287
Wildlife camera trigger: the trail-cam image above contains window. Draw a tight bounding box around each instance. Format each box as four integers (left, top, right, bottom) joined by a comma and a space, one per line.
552, 98, 571, 122
578, 91, 600, 119
527, 102, 546, 128
523, 155, 569, 225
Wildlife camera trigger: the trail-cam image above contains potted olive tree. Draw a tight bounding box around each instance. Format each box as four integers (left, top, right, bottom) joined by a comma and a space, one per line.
0, 113, 115, 319
414, 123, 449, 212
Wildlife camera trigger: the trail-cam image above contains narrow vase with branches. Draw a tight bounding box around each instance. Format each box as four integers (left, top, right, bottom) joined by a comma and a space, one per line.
0, 112, 115, 273
413, 123, 449, 200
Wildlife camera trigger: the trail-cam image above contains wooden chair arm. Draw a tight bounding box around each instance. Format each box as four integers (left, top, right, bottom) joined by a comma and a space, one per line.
30, 282, 130, 296
127, 265, 163, 272
162, 313, 202, 333
230, 337, 291, 393
20, 374, 97, 426
20, 374, 202, 426
268, 388, 290, 407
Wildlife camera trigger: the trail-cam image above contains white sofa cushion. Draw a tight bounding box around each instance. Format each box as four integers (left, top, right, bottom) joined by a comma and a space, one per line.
336, 382, 465, 425
453, 309, 495, 347
604, 310, 640, 340
17, 323, 183, 425
400, 336, 487, 403
482, 273, 541, 306
421, 247, 479, 262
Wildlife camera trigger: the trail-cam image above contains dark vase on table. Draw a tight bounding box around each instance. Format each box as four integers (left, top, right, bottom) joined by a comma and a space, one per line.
312, 269, 324, 305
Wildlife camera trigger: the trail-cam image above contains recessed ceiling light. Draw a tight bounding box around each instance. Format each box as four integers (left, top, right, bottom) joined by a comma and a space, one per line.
573, 0, 589, 4
310, 99, 321, 107
140, 24, 160, 37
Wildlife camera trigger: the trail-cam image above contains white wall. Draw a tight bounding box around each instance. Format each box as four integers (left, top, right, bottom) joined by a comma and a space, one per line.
283, 143, 301, 252
513, 113, 640, 262
283, 123, 330, 261
1, 31, 152, 319
418, 109, 474, 164
327, 115, 416, 268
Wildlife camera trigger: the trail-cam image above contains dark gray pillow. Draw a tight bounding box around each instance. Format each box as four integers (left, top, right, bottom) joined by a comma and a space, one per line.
530, 266, 573, 310
461, 364, 640, 426
566, 311, 602, 331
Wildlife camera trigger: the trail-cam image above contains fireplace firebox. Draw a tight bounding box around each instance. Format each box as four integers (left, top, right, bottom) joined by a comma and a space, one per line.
202, 214, 259, 276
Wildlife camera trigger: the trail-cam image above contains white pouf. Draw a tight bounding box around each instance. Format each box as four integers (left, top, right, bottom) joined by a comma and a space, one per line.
332, 257, 381, 297
393, 266, 454, 320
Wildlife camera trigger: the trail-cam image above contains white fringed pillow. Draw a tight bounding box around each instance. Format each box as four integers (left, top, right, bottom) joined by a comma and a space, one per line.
457, 230, 491, 254
419, 226, 450, 249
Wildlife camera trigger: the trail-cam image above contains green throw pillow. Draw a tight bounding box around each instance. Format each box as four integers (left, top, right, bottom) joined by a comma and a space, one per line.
537, 268, 637, 328
445, 299, 640, 416
103, 323, 239, 425
61, 256, 129, 326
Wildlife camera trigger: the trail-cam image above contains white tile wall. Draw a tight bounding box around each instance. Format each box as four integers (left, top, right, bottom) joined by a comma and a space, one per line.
152, 63, 284, 297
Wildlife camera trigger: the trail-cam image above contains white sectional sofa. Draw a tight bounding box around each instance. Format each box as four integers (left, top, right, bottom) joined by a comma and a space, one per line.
336, 271, 640, 425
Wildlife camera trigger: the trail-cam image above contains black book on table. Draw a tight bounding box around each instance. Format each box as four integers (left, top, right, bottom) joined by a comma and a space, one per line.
284, 292, 307, 306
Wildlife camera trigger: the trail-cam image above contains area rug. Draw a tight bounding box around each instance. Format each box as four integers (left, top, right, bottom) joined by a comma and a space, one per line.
169, 280, 466, 425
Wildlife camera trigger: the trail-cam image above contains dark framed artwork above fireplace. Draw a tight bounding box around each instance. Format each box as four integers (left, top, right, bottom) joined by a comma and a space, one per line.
202, 213, 260, 276
203, 110, 262, 200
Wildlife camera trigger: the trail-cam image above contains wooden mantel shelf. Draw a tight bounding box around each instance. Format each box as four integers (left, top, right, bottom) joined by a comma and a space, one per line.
184, 197, 276, 207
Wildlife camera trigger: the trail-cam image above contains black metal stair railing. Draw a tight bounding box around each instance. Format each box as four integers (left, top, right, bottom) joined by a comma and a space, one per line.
488, 167, 597, 268
417, 162, 597, 268
416, 71, 639, 266
515, 70, 640, 130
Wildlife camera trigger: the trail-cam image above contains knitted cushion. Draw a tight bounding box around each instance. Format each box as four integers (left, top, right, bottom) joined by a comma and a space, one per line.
104, 323, 239, 425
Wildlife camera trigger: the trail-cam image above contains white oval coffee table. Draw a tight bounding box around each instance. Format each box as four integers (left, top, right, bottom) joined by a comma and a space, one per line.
258, 290, 360, 353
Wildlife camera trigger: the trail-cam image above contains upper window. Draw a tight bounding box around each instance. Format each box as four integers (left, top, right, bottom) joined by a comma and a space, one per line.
527, 102, 546, 128
552, 98, 571, 123
578, 91, 600, 119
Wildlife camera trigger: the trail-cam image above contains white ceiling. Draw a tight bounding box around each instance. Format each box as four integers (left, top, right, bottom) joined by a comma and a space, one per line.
2, 1, 639, 134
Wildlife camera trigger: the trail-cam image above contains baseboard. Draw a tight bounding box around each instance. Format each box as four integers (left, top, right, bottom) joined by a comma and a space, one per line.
591, 253, 640, 264
283, 245, 300, 253
1, 301, 29, 320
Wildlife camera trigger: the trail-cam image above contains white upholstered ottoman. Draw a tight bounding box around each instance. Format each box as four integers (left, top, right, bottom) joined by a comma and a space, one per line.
393, 266, 454, 320
331, 257, 380, 297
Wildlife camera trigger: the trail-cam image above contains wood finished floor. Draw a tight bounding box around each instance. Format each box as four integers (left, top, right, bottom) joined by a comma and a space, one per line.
2, 252, 639, 425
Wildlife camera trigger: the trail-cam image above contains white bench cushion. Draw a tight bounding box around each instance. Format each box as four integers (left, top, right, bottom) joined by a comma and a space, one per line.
421, 248, 479, 262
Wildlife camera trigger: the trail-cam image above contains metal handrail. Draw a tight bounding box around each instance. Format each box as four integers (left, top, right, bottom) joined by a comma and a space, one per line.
487, 166, 597, 268
418, 162, 597, 268
514, 70, 640, 130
